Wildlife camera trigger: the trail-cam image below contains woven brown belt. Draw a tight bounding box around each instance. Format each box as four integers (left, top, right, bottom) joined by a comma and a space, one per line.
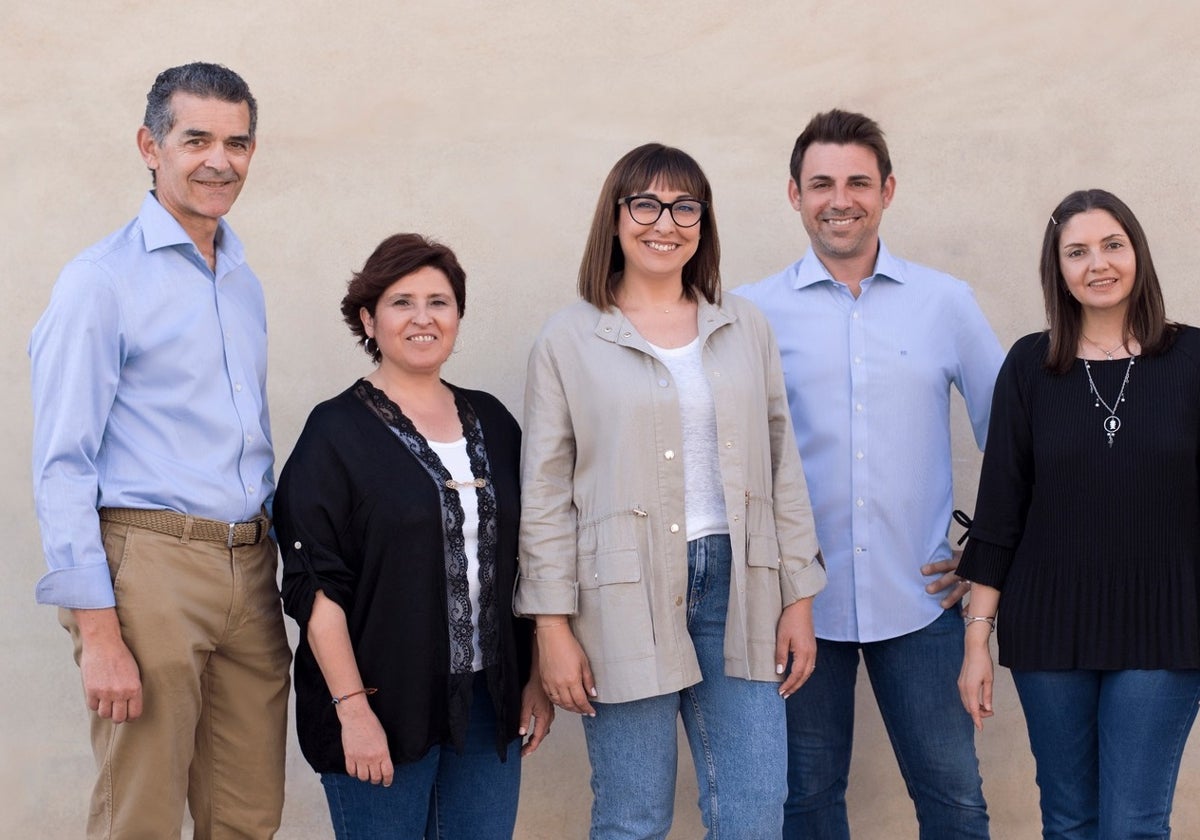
99, 508, 270, 548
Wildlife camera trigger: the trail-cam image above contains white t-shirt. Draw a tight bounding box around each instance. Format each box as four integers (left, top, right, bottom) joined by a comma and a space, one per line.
648, 336, 729, 539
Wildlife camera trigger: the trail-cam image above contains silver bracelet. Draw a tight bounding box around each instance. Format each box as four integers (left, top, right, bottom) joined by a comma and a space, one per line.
962, 614, 996, 633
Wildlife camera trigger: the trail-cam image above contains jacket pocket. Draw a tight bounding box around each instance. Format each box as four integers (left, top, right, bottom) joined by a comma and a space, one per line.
743, 494, 783, 642
574, 510, 654, 664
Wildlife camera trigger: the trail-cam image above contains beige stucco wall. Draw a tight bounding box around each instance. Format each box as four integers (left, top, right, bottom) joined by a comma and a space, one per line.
5, 1, 1200, 837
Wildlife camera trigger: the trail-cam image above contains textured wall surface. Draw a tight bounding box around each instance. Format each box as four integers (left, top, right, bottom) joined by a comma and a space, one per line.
6, 1, 1200, 836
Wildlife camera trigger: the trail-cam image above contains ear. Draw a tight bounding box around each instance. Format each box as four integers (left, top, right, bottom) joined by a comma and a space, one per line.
787, 178, 802, 211
881, 174, 897, 209
360, 306, 375, 337
136, 126, 159, 172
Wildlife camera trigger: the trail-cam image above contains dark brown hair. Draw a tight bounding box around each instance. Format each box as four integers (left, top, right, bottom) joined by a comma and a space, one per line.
341, 233, 466, 362
1040, 189, 1173, 373
577, 143, 721, 309
789, 109, 892, 185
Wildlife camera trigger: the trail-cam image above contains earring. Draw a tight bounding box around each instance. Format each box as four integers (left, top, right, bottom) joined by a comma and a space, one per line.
364, 336, 378, 357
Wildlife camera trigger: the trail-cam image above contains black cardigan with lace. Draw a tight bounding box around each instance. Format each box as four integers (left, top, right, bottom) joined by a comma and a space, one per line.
275, 381, 530, 771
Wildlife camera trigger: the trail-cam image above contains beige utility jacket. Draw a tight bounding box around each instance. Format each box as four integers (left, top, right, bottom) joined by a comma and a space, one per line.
515, 295, 825, 703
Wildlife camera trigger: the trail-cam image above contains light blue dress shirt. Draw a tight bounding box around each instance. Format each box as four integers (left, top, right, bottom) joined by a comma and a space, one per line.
734, 242, 1003, 642
31, 192, 275, 610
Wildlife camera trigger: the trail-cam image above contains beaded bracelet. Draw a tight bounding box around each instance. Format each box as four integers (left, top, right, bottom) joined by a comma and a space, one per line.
331, 687, 378, 705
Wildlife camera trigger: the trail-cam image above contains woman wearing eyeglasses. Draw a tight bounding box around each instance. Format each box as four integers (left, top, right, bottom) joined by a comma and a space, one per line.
515, 143, 826, 838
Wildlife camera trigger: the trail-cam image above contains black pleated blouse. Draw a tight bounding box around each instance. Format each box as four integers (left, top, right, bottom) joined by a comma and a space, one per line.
959, 327, 1200, 670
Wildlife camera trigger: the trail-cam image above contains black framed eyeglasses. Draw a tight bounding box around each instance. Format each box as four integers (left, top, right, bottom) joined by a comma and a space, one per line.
618, 195, 708, 228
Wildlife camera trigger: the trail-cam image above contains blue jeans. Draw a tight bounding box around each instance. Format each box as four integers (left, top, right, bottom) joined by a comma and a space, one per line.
1012, 668, 1200, 839
582, 534, 787, 839
321, 677, 521, 839
783, 607, 988, 840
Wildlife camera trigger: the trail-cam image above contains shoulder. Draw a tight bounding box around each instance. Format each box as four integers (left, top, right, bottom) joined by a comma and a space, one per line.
1164, 324, 1200, 368
536, 300, 601, 338
451, 385, 519, 431
300, 385, 372, 436
730, 263, 796, 305
1000, 332, 1049, 377
891, 255, 979, 301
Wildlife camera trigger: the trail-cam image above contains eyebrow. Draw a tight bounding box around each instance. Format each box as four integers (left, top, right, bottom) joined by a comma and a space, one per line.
180, 128, 253, 144
805, 173, 875, 183
1062, 233, 1128, 249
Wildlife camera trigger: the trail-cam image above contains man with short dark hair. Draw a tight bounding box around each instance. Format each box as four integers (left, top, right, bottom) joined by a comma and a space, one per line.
31, 62, 290, 839
735, 109, 1003, 839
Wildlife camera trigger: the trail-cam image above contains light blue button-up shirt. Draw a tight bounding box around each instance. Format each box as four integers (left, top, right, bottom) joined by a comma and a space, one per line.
734, 242, 1003, 642
31, 192, 275, 609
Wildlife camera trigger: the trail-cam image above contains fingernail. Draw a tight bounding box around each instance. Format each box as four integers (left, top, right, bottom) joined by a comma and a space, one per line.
519, 727, 527, 735
590, 687, 598, 697
776, 663, 785, 675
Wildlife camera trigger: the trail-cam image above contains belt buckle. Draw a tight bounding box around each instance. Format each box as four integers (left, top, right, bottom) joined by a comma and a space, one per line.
227, 522, 236, 549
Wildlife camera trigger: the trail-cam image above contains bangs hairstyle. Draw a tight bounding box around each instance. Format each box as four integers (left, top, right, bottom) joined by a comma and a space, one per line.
341, 233, 466, 363
1040, 189, 1175, 374
578, 143, 721, 309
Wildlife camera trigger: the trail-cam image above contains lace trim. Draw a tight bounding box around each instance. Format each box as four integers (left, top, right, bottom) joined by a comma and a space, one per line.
354, 379, 500, 674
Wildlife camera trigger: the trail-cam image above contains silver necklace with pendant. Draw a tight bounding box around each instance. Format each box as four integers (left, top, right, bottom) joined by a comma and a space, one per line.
1082, 355, 1135, 447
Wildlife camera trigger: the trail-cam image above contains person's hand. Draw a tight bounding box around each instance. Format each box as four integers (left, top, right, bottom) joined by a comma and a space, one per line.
535, 622, 597, 716
518, 671, 555, 756
776, 597, 816, 698
958, 632, 995, 731
75, 609, 143, 723
922, 550, 971, 609
337, 696, 394, 786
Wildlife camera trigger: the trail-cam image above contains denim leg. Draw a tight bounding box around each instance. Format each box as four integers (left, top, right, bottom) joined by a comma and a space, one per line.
321, 750, 440, 840
428, 677, 523, 839
862, 608, 989, 840
782, 636, 859, 840
1012, 669, 1102, 839
1098, 669, 1200, 838
583, 691, 681, 840
679, 534, 787, 839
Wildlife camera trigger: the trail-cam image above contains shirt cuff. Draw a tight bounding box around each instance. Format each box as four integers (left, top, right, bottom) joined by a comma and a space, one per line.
35, 562, 116, 609
780, 554, 827, 605
512, 575, 578, 617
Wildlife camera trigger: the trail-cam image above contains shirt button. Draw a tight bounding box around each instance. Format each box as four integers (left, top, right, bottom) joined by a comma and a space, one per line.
669, 523, 680, 534
852, 312, 860, 320
658, 379, 669, 388
245, 434, 253, 443
855, 546, 864, 554
623, 331, 632, 338
664, 449, 675, 460
732, 514, 740, 522
604, 327, 612, 332
234, 383, 243, 392
247, 484, 256, 493
856, 451, 865, 460
856, 498, 865, 508
724, 441, 733, 448
713, 371, 721, 377
675, 596, 683, 606
853, 356, 862, 364
293, 541, 302, 549
855, 403, 864, 412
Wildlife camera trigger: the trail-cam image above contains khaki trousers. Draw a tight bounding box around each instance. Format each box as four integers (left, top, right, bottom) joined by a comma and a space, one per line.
62, 521, 292, 839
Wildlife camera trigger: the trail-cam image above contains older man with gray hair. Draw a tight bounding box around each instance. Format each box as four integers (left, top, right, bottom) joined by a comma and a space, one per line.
30, 62, 290, 839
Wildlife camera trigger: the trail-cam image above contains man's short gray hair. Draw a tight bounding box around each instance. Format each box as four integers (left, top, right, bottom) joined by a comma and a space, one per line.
143, 62, 257, 144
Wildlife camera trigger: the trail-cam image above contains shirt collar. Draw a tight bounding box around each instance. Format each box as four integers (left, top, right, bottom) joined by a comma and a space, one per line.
791, 239, 906, 290
137, 191, 243, 264
592, 296, 735, 347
